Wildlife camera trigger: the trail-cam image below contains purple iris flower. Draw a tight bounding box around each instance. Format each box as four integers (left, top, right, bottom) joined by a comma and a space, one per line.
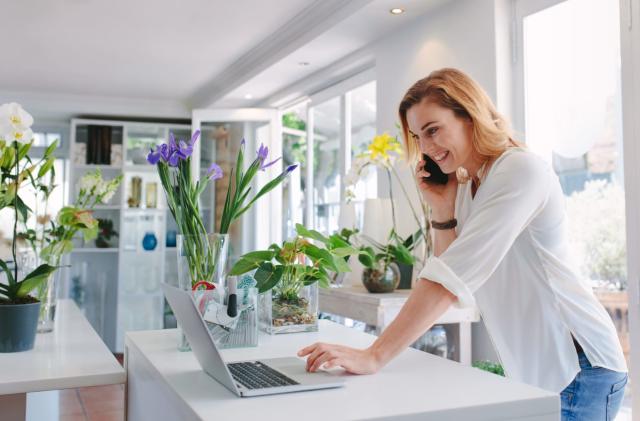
257, 144, 268, 160
256, 143, 281, 171
207, 163, 223, 180
147, 147, 161, 165
159, 143, 171, 161
190, 130, 201, 147
167, 151, 180, 167
285, 164, 298, 174
176, 140, 193, 160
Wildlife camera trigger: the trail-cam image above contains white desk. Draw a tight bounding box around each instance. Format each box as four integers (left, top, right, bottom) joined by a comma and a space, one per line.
320, 285, 480, 364
0, 299, 125, 420
125, 321, 559, 421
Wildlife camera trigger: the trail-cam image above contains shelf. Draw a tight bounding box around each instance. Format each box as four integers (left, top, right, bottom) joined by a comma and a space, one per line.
73, 164, 122, 170
71, 248, 119, 253
124, 165, 156, 173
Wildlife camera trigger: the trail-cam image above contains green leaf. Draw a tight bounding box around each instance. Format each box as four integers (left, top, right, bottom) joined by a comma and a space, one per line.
229, 258, 262, 276
391, 244, 415, 265
0, 259, 15, 285
331, 246, 358, 258
254, 263, 284, 293
300, 243, 337, 272
295, 224, 329, 244
328, 234, 350, 249
332, 255, 352, 273
15, 195, 31, 222
17, 142, 32, 161
38, 156, 55, 178
16, 264, 57, 298
240, 250, 275, 262
44, 139, 59, 158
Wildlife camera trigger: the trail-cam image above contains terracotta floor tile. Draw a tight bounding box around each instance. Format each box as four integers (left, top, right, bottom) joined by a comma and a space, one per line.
82, 398, 124, 415
87, 409, 124, 421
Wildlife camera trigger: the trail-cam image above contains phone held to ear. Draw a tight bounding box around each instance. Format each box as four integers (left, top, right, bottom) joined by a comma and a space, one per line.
423, 154, 448, 185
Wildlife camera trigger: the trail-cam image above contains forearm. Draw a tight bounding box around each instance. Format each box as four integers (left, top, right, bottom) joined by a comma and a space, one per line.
368, 278, 456, 367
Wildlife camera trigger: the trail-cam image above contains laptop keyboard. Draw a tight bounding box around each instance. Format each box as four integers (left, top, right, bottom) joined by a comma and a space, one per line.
228, 361, 300, 389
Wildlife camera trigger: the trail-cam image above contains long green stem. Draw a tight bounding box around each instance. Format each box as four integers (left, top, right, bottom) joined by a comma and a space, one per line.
385, 168, 398, 234
13, 144, 18, 286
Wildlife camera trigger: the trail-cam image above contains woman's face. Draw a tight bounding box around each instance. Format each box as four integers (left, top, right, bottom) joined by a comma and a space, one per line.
406, 99, 475, 174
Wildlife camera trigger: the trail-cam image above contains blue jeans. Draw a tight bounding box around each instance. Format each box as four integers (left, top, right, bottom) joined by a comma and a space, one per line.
561, 351, 628, 420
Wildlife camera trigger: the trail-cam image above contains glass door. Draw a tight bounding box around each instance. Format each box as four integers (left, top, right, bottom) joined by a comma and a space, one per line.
191, 109, 282, 267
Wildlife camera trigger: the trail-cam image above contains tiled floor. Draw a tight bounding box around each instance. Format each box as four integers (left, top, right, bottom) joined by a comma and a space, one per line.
59, 384, 124, 421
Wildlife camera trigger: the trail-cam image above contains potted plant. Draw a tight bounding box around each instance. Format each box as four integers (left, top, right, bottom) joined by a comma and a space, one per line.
230, 224, 358, 334
0, 103, 58, 352
95, 218, 118, 248
358, 229, 421, 293
345, 132, 433, 286
147, 133, 297, 349
19, 169, 122, 332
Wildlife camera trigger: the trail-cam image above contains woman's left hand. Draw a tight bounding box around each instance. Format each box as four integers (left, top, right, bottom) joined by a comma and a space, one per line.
297, 342, 380, 374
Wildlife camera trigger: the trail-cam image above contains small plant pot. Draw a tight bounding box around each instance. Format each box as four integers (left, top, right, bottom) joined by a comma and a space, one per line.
259, 283, 318, 334
0, 300, 41, 353
362, 264, 400, 293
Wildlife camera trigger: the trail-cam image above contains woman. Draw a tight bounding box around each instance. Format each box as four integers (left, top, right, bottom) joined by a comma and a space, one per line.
298, 68, 628, 420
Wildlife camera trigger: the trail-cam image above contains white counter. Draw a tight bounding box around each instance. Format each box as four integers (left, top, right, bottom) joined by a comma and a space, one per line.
125, 320, 559, 421
0, 299, 125, 420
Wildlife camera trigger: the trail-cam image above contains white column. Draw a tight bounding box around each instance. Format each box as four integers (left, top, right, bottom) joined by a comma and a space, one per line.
305, 106, 315, 228
340, 93, 352, 204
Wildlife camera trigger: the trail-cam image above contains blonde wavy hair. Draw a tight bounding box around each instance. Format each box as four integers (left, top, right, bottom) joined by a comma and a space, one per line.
398, 68, 522, 175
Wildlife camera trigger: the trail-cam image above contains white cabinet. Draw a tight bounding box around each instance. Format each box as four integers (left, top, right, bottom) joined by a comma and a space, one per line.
68, 118, 190, 352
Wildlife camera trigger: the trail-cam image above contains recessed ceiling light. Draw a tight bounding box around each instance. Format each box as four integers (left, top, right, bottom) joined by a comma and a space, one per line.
390, 8, 405, 15
244, 94, 253, 99
298, 61, 310, 66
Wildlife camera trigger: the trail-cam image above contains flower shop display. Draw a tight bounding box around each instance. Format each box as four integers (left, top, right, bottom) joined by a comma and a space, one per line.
344, 132, 432, 283
0, 102, 58, 351
147, 132, 297, 349
230, 224, 358, 334
20, 168, 122, 332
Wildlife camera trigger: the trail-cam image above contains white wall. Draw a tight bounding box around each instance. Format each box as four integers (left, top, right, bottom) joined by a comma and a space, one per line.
373, 0, 505, 363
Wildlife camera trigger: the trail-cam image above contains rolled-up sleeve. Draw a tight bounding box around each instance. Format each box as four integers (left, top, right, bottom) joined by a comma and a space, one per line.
419, 152, 552, 308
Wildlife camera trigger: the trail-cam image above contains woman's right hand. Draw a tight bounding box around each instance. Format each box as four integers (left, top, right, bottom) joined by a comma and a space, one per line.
415, 158, 458, 220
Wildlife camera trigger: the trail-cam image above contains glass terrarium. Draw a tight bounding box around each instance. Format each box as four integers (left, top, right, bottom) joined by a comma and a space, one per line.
259, 282, 319, 334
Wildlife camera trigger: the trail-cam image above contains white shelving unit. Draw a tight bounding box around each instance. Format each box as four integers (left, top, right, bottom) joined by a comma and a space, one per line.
68, 118, 190, 352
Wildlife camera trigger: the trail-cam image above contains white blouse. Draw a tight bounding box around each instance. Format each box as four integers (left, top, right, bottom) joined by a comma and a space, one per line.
418, 147, 627, 393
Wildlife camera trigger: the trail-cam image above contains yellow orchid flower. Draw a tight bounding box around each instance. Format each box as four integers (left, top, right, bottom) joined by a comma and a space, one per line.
367, 133, 403, 161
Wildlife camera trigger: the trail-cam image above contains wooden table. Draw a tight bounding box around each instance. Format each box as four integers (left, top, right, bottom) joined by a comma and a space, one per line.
319, 285, 480, 364
0, 299, 125, 421
125, 321, 559, 420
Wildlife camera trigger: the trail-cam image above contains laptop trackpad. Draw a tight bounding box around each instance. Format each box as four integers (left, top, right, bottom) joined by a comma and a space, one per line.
260, 357, 345, 385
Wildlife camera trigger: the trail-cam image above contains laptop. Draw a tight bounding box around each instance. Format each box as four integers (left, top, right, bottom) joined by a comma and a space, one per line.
162, 283, 345, 397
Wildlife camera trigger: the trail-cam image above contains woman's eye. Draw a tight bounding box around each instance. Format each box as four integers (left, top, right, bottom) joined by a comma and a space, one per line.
427, 127, 439, 136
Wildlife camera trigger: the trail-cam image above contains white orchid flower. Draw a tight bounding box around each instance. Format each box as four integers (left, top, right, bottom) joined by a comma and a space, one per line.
0, 103, 34, 144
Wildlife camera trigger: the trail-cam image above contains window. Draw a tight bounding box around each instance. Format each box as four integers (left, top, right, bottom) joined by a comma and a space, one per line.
312, 97, 342, 234
519, 0, 630, 415
32, 131, 62, 148
281, 77, 377, 237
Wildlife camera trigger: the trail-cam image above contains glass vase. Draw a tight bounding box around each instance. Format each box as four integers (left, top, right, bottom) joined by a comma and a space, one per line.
259, 283, 319, 334
17, 248, 60, 333
362, 262, 400, 293
175, 233, 229, 351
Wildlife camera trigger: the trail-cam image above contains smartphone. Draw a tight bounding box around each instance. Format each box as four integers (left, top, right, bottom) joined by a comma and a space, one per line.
423, 154, 448, 185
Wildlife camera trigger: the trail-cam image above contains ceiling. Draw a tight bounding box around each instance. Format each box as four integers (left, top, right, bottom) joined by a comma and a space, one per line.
1, 0, 450, 115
